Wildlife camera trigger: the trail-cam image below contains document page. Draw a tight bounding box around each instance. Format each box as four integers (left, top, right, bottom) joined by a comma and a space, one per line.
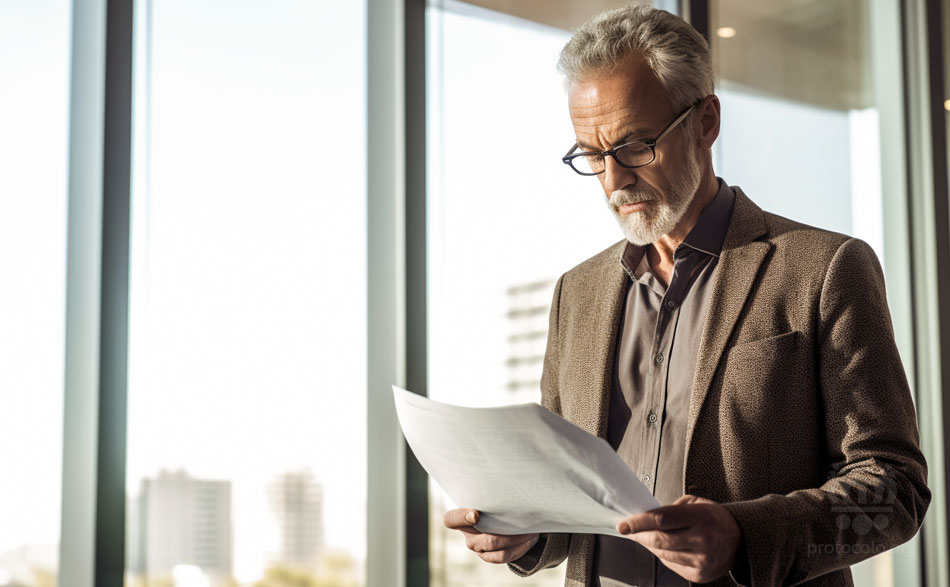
392, 385, 660, 537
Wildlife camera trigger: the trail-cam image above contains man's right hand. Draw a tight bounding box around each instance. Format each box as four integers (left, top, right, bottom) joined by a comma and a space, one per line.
443, 508, 539, 564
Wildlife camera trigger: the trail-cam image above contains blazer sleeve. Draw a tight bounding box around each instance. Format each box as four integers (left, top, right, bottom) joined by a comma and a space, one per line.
722, 237, 931, 586
508, 274, 573, 576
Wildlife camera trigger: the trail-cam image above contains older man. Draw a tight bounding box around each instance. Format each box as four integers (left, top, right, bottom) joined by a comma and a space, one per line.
443, 5, 930, 586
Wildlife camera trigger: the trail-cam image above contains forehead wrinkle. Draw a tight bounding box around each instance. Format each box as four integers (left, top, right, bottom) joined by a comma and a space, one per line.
571, 98, 660, 146
568, 71, 673, 148
570, 91, 634, 114
571, 111, 659, 149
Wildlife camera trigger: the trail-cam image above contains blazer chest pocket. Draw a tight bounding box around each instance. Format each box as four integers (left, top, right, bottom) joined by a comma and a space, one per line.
723, 330, 802, 391
717, 331, 807, 496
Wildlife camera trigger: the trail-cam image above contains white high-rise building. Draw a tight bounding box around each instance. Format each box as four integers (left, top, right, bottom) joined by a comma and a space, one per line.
267, 469, 324, 570
128, 470, 232, 586
505, 279, 555, 405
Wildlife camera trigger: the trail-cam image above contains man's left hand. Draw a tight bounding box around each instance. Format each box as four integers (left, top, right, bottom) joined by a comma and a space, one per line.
617, 494, 742, 583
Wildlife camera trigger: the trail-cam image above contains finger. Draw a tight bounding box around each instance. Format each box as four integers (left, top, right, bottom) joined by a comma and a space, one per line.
455, 525, 482, 535
469, 533, 535, 553
443, 508, 480, 529
653, 555, 706, 583
625, 529, 703, 552
643, 544, 722, 583
618, 505, 697, 534
672, 494, 715, 506
477, 548, 518, 564
474, 537, 537, 564
643, 545, 702, 569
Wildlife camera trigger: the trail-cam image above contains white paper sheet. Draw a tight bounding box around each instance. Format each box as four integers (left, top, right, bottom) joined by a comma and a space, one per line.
392, 385, 660, 538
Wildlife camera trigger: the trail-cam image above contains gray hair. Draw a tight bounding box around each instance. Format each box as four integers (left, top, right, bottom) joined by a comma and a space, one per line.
558, 4, 714, 111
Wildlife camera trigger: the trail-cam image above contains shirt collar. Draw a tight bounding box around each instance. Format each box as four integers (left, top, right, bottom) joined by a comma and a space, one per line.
618, 178, 736, 282
678, 177, 735, 258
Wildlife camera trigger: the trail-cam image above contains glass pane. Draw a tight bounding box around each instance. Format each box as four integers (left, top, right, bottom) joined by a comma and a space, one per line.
426, 2, 642, 585
710, 1, 913, 584
126, 2, 366, 586
0, 1, 70, 585
711, 0, 891, 255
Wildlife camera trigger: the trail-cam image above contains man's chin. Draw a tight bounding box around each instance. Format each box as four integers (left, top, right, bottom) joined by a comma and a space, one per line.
615, 215, 660, 246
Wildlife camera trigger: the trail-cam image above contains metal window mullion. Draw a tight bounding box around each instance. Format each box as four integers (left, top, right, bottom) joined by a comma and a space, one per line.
681, 0, 710, 42
367, 0, 408, 586
872, 0, 922, 584
96, 0, 133, 583
59, 0, 132, 587
404, 0, 429, 585
60, 1, 108, 584
902, 0, 950, 585
60, 0, 133, 586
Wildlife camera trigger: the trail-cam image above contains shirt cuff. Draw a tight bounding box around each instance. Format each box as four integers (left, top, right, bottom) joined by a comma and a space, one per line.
508, 534, 547, 574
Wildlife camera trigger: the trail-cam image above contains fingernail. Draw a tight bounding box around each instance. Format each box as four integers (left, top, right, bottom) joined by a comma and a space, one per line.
618, 522, 629, 534
466, 512, 476, 524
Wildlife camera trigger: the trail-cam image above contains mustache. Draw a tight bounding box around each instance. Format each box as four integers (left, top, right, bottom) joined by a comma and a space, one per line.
609, 188, 657, 208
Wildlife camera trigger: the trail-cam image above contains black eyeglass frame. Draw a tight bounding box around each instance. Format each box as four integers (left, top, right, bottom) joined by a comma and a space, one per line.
561, 98, 703, 176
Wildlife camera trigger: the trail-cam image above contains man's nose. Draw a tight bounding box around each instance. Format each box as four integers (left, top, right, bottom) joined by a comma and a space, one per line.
602, 155, 638, 194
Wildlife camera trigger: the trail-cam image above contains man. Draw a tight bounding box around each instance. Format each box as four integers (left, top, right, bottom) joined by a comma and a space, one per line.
443, 5, 930, 586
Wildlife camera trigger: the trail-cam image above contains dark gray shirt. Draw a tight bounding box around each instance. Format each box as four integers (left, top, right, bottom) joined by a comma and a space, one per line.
594, 179, 736, 587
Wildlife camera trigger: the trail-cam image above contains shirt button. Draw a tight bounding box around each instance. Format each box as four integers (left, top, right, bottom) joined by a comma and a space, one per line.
642, 474, 651, 484
648, 412, 658, 423
654, 353, 664, 364
666, 300, 676, 308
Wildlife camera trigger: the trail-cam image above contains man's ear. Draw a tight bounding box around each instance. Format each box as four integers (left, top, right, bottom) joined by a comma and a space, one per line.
696, 94, 721, 150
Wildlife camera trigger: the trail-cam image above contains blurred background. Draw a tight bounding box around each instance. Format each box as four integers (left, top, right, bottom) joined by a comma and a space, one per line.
1, 0, 948, 586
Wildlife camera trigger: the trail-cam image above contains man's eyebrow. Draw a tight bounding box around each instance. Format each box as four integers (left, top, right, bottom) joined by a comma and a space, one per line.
575, 129, 651, 151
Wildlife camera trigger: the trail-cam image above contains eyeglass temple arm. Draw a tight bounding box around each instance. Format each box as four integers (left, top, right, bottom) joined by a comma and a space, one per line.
653, 104, 695, 145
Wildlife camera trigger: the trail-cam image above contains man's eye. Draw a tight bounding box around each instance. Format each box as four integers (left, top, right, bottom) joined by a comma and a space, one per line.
621, 143, 650, 154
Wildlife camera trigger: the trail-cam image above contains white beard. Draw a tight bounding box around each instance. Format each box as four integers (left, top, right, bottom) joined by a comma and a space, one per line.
606, 139, 703, 246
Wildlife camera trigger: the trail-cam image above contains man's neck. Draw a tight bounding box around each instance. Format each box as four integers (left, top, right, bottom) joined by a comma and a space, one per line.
650, 171, 720, 268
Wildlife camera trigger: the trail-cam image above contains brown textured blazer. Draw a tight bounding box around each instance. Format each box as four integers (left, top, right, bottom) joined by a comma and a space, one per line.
507, 187, 930, 586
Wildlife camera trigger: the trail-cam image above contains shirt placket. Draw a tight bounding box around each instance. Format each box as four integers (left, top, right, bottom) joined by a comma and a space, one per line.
638, 248, 703, 493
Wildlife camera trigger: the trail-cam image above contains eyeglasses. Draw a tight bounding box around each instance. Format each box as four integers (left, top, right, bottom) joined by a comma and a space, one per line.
561, 100, 700, 176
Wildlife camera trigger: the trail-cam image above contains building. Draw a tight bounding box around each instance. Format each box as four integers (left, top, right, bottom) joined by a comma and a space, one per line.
267, 469, 324, 570
127, 470, 233, 586
505, 279, 556, 405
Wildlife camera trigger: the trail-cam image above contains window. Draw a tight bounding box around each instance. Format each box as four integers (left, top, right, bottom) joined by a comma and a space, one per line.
0, 1, 70, 584
426, 2, 634, 584
125, 1, 367, 585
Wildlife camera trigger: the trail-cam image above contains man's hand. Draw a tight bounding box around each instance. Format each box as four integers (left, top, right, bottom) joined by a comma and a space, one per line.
617, 494, 742, 583
443, 508, 539, 564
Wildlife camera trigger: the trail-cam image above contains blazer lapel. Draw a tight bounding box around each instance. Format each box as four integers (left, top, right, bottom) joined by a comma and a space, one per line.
684, 188, 771, 454
577, 240, 629, 440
